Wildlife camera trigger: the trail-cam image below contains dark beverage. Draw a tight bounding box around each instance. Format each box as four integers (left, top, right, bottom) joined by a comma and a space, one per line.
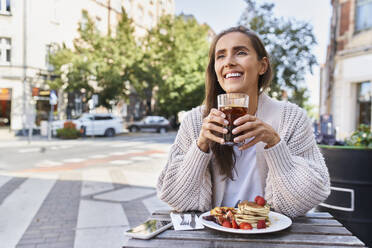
219, 106, 248, 145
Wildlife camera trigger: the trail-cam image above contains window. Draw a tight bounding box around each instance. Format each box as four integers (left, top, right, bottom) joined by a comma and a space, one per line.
0, 0, 11, 14
356, 81, 371, 126
94, 116, 112, 121
0, 37, 11, 64
355, 0, 372, 32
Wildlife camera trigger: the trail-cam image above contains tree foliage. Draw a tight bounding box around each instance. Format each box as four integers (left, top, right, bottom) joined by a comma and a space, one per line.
239, 0, 317, 107
48, 9, 137, 109
48, 10, 210, 118
141, 15, 210, 117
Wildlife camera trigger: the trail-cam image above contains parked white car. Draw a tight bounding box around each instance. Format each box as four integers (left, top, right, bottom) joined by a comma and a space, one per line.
52, 113, 123, 137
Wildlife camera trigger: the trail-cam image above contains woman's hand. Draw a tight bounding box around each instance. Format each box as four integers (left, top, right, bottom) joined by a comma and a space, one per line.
197, 108, 228, 152
232, 114, 281, 150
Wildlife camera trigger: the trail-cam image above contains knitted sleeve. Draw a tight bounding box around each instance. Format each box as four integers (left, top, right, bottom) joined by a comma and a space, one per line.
156, 108, 213, 212
263, 102, 330, 218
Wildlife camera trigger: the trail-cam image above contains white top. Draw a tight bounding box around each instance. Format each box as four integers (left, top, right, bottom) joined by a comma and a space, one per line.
221, 144, 264, 207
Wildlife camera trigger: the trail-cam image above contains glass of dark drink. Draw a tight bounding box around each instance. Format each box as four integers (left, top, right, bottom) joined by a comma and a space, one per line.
217, 93, 249, 146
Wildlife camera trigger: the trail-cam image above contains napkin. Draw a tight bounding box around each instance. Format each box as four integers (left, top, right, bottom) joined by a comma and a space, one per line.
170, 212, 204, 231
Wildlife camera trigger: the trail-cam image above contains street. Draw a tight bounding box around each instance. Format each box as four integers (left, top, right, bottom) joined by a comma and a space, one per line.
0, 132, 176, 248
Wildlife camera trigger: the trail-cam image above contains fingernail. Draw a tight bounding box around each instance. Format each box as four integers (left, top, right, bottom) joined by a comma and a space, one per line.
232, 129, 236, 134
224, 120, 228, 125
233, 120, 239, 125
221, 139, 225, 144
234, 137, 239, 143
223, 129, 228, 134
221, 113, 226, 118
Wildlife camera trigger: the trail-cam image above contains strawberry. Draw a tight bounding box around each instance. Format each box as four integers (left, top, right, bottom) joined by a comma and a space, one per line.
217, 216, 225, 225
239, 222, 253, 230
222, 220, 232, 228
255, 195, 266, 206
257, 220, 266, 229
232, 219, 238, 229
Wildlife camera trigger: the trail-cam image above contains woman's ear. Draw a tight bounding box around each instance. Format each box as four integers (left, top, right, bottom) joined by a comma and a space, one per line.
259, 57, 269, 75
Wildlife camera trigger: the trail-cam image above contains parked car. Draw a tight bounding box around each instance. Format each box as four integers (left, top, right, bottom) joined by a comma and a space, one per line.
52, 113, 123, 137
127, 116, 171, 133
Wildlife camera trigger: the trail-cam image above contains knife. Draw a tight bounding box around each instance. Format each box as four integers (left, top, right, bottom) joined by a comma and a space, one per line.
190, 212, 196, 228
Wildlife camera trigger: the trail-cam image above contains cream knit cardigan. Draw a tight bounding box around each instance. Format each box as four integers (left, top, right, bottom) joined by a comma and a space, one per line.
157, 93, 330, 218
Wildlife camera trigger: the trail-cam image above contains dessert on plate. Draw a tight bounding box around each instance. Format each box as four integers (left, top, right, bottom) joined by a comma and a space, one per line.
203, 195, 270, 230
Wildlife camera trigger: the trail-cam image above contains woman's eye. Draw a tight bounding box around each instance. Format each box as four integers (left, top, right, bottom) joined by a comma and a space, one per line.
237, 51, 247, 55
216, 54, 225, 59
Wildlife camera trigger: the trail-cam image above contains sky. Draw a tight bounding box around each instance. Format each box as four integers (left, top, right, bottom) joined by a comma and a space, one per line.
175, 0, 333, 107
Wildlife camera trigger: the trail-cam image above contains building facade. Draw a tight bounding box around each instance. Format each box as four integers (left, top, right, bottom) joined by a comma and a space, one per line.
320, 0, 372, 139
0, 0, 174, 130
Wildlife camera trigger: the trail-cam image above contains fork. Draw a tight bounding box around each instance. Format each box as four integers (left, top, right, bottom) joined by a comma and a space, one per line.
180, 213, 190, 226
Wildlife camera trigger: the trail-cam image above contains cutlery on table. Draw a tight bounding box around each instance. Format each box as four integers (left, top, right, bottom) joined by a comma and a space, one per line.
190, 212, 196, 228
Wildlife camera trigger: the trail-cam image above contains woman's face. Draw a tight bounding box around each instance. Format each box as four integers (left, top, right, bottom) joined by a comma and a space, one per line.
214, 32, 267, 95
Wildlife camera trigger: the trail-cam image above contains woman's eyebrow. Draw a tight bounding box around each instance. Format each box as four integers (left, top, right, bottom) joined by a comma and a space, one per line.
233, 45, 249, 51
215, 46, 249, 55
215, 48, 226, 55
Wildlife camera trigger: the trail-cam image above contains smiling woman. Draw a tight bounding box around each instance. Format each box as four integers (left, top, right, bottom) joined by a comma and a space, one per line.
214, 33, 268, 97
157, 26, 330, 218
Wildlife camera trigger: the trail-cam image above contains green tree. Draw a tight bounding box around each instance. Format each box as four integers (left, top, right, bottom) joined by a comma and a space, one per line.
142, 14, 210, 118
48, 10, 105, 104
48, 9, 137, 109
239, 0, 317, 107
95, 8, 138, 108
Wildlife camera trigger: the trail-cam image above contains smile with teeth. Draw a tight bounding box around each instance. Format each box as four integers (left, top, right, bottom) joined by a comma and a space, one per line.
225, 72, 242, 79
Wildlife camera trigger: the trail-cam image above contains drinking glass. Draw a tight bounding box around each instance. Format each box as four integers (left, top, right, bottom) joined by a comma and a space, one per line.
217, 93, 249, 146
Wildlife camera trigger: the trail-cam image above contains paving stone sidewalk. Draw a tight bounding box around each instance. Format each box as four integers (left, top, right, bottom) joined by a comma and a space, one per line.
0, 131, 175, 248
0, 173, 170, 248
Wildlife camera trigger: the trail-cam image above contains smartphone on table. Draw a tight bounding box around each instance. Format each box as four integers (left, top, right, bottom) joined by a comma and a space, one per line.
125, 219, 172, 239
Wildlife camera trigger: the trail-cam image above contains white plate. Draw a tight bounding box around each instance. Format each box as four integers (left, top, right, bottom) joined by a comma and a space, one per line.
199, 210, 292, 234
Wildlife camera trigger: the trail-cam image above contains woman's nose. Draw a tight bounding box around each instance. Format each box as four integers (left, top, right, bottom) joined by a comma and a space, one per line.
224, 55, 236, 67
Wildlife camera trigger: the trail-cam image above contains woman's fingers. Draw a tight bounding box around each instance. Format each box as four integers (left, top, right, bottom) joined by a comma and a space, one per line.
208, 108, 227, 126
233, 118, 281, 149
199, 108, 228, 145
232, 120, 259, 135
238, 136, 261, 150
233, 128, 261, 143
203, 121, 227, 135
204, 130, 225, 144
210, 108, 225, 117
234, 114, 256, 126
205, 115, 227, 127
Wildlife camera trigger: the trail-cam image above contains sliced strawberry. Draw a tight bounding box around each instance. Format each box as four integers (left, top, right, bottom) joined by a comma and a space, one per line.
217, 216, 225, 225
232, 219, 238, 229
257, 220, 266, 229
239, 222, 253, 230
222, 220, 232, 228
